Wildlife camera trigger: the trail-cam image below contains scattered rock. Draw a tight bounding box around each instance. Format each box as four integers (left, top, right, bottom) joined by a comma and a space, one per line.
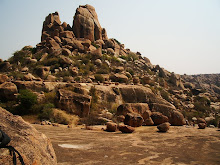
118, 124, 135, 133
106, 122, 117, 132
0, 74, 9, 83
143, 117, 154, 126
157, 122, 170, 132
198, 123, 206, 129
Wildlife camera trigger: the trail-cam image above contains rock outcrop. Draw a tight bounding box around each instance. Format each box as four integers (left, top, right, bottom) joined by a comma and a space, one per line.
0, 107, 57, 165
0, 82, 18, 101
56, 89, 92, 117
73, 4, 106, 42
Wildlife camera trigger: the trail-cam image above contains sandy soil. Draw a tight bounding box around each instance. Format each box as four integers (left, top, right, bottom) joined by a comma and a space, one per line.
34, 125, 220, 165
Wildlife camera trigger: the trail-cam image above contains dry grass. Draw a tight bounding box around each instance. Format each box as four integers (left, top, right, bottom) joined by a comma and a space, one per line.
51, 109, 79, 126
22, 115, 40, 124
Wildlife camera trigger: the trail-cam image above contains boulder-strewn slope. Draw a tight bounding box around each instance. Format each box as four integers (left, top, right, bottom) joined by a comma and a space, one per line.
0, 4, 219, 129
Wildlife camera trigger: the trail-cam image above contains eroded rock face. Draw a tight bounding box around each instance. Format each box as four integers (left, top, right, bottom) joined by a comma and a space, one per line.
73, 4, 106, 41
0, 107, 57, 165
56, 89, 91, 117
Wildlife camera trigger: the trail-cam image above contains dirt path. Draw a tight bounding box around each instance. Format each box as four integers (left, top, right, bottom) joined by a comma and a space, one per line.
34, 125, 220, 165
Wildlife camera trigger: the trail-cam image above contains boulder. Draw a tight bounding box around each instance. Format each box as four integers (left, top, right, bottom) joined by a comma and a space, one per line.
35, 66, 50, 79
46, 37, 60, 50
157, 122, 170, 132
143, 117, 154, 126
124, 113, 143, 127
56, 89, 91, 117
151, 103, 185, 126
0, 82, 18, 101
106, 122, 117, 132
0, 107, 57, 165
14, 81, 45, 92
169, 72, 184, 89
59, 31, 75, 39
116, 103, 150, 120
198, 123, 206, 129
90, 48, 102, 59
110, 73, 128, 83
151, 112, 169, 125
197, 118, 206, 124
59, 55, 73, 65
102, 28, 108, 40
0, 62, 12, 72
118, 124, 135, 133
62, 48, 72, 56
73, 4, 105, 41
23, 73, 36, 81
107, 48, 114, 55
0, 74, 8, 83
41, 12, 62, 41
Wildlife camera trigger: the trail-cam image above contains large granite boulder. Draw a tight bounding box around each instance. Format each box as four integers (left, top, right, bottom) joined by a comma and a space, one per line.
56, 89, 91, 117
0, 82, 18, 101
0, 74, 8, 84
73, 4, 106, 42
0, 107, 57, 165
151, 103, 185, 126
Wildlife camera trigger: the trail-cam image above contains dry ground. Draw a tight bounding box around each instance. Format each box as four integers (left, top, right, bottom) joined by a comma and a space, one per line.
34, 125, 220, 165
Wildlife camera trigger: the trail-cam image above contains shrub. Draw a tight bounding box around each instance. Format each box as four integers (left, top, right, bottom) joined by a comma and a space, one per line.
94, 74, 104, 83
44, 92, 56, 104
17, 89, 37, 115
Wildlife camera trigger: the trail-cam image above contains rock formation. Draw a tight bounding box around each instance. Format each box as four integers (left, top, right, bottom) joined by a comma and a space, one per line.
0, 107, 57, 165
73, 4, 107, 41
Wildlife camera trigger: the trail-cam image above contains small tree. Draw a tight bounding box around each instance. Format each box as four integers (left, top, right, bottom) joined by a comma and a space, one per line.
17, 89, 37, 115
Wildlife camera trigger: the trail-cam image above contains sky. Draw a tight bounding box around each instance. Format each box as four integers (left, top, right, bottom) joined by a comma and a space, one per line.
0, 0, 220, 75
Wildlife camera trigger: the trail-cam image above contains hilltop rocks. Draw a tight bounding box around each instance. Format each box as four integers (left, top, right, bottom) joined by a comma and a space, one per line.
0, 82, 18, 101
169, 72, 184, 89
110, 74, 128, 83
56, 89, 92, 117
35, 66, 50, 79
73, 4, 105, 42
0, 107, 57, 165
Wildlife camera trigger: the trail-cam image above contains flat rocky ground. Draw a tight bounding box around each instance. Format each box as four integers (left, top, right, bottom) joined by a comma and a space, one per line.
34, 125, 220, 165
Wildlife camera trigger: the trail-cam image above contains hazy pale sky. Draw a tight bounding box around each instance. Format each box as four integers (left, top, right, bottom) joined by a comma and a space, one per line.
0, 0, 220, 75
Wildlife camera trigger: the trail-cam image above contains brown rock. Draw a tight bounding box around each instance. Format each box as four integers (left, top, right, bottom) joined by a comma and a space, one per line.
0, 107, 57, 165
62, 48, 72, 56
124, 113, 143, 127
60, 31, 75, 39
0, 61, 12, 72
198, 123, 206, 129
106, 122, 117, 132
116, 103, 150, 120
73, 5, 104, 41
143, 117, 154, 126
56, 89, 91, 117
118, 124, 135, 133
46, 37, 60, 50
90, 48, 102, 59
107, 48, 115, 55
102, 28, 108, 40
169, 72, 184, 89
35, 66, 50, 79
59, 55, 73, 65
151, 103, 185, 126
110, 73, 128, 83
54, 36, 62, 43
0, 74, 8, 83
133, 77, 140, 85
197, 118, 206, 124
41, 12, 62, 41
14, 81, 44, 92
69, 67, 78, 76
157, 122, 170, 132
23, 73, 36, 81
0, 82, 18, 101
117, 115, 125, 122
151, 112, 169, 125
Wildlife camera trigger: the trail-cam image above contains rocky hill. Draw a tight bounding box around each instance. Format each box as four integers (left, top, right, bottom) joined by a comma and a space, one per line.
0, 4, 219, 129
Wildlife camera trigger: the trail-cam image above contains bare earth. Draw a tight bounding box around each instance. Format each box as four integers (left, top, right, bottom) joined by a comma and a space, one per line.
34, 125, 220, 165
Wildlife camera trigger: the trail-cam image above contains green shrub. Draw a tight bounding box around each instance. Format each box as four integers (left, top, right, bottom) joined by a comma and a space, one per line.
94, 74, 104, 83
38, 103, 55, 120
17, 89, 37, 115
